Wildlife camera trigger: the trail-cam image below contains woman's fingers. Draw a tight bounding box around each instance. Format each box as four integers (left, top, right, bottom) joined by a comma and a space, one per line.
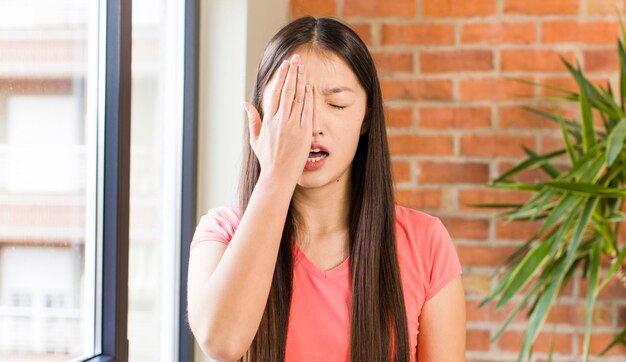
243, 102, 261, 144
265, 60, 289, 118
278, 54, 300, 119
290, 62, 306, 120
300, 84, 313, 130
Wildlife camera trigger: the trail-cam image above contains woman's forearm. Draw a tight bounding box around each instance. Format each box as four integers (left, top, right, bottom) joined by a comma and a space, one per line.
189, 174, 296, 360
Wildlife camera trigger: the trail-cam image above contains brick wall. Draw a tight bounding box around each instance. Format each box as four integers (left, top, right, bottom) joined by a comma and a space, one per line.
290, 0, 626, 360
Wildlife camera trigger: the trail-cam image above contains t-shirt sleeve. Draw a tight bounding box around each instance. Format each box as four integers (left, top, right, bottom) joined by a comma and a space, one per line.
190, 207, 241, 249
424, 217, 463, 301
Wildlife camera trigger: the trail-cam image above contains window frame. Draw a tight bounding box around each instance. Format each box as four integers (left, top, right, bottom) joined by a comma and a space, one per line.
81, 0, 198, 360
90, 0, 132, 360
179, 0, 199, 360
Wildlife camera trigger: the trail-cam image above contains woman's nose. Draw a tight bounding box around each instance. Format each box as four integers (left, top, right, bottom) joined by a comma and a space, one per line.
311, 100, 323, 136
312, 114, 323, 135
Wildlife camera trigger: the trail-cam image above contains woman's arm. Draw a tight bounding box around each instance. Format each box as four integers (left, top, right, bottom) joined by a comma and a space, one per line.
187, 54, 313, 361
187, 176, 295, 361
416, 276, 467, 362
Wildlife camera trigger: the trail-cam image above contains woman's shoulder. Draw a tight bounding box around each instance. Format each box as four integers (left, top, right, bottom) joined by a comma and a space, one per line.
191, 206, 243, 247
394, 204, 462, 301
203, 206, 242, 221
393, 203, 454, 257
394, 203, 440, 233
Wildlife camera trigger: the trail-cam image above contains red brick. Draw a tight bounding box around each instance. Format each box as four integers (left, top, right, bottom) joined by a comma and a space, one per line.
459, 78, 533, 101
499, 106, 560, 129
495, 218, 543, 241
577, 333, 626, 356
395, 188, 441, 210
420, 107, 492, 129
459, 188, 532, 212
466, 329, 491, 351
619, 305, 626, 327
457, 245, 521, 266
344, 0, 416, 17
463, 273, 492, 296
586, 0, 626, 15
372, 51, 413, 74
0, 204, 85, 230
580, 277, 626, 300
420, 50, 493, 73
439, 216, 490, 240
497, 161, 568, 184
543, 21, 620, 44
537, 77, 579, 97
547, 304, 613, 327
466, 300, 491, 322
290, 0, 336, 17
418, 161, 490, 184
539, 134, 588, 163
504, 0, 579, 15
540, 134, 574, 154
385, 107, 412, 128
499, 330, 573, 354
350, 23, 373, 45
423, 0, 496, 17
391, 160, 411, 183
501, 50, 575, 72
584, 49, 619, 72
460, 134, 536, 157
388, 135, 454, 155
0, 79, 73, 95
381, 79, 453, 101
467, 298, 533, 324
381, 24, 455, 45
462, 22, 536, 44
0, 39, 85, 63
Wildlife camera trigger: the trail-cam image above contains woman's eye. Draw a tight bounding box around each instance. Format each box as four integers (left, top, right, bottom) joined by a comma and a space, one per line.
329, 104, 346, 110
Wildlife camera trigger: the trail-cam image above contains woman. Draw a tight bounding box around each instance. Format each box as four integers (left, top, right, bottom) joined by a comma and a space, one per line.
187, 16, 466, 362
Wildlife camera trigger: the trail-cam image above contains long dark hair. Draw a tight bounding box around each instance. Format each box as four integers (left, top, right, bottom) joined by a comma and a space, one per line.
238, 16, 409, 362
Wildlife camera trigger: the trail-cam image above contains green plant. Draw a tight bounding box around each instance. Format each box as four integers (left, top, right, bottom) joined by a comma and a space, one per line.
472, 20, 626, 362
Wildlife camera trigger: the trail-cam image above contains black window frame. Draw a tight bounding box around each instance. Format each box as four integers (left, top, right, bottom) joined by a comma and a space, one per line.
179, 0, 200, 360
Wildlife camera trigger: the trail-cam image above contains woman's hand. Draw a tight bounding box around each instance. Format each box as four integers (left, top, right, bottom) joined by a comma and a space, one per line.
243, 53, 313, 185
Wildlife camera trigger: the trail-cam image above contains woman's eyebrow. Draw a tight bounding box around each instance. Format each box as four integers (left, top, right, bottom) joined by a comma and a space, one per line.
321, 86, 354, 96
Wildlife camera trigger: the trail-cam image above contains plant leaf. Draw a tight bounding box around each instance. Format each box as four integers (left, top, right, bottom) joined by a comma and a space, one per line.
518, 198, 598, 362
562, 59, 597, 152
557, 108, 578, 164
496, 235, 558, 308
582, 242, 601, 361
607, 118, 626, 166
600, 327, 626, 356
464, 203, 523, 209
522, 106, 583, 140
522, 146, 562, 179
491, 283, 542, 342
618, 13, 626, 109
544, 181, 626, 197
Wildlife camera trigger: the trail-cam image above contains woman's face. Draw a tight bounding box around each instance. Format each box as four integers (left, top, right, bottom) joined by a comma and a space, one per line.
261, 47, 367, 189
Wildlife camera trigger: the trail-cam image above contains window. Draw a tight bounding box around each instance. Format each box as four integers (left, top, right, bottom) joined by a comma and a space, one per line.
0, 0, 198, 361
127, 0, 196, 360
0, 0, 97, 359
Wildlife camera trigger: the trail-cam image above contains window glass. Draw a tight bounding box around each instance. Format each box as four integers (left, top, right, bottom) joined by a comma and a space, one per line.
0, 0, 98, 361
128, 0, 184, 360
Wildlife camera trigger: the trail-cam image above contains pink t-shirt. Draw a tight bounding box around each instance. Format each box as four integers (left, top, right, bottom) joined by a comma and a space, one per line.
190, 203, 462, 361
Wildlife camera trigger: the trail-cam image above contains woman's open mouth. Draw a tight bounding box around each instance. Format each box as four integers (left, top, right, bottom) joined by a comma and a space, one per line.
305, 149, 329, 171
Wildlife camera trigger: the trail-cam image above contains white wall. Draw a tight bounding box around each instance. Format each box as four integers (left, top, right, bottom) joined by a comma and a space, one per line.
194, 0, 289, 360
197, 0, 288, 212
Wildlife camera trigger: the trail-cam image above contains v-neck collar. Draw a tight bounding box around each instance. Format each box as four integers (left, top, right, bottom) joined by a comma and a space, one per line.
292, 242, 350, 279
